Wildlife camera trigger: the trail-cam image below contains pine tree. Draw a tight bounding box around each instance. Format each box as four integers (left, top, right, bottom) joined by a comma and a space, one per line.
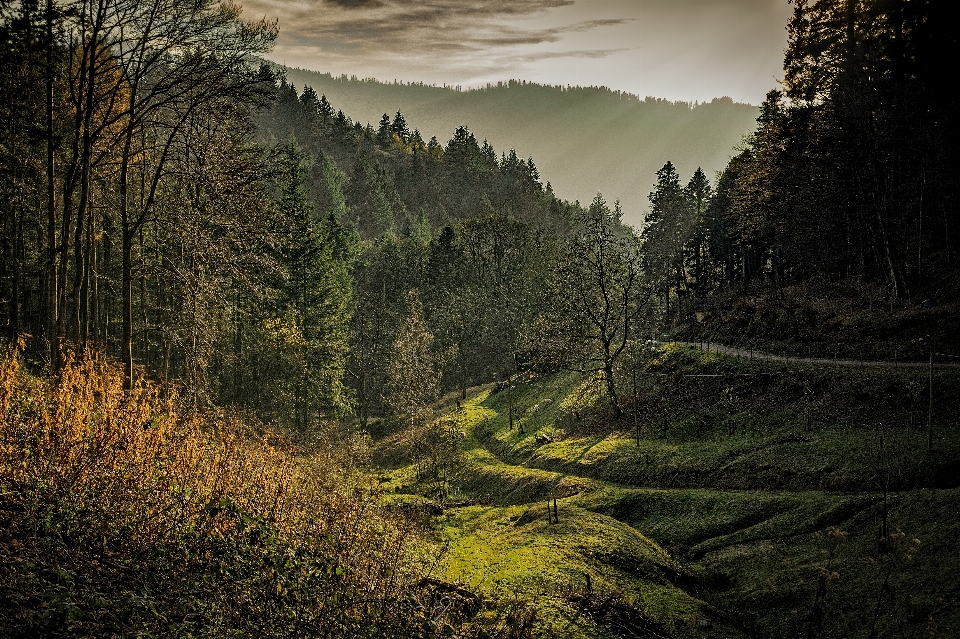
300, 86, 320, 113
277, 147, 355, 426
642, 161, 686, 323
683, 167, 712, 296
346, 156, 394, 238
377, 113, 391, 144
390, 110, 409, 144
317, 93, 333, 120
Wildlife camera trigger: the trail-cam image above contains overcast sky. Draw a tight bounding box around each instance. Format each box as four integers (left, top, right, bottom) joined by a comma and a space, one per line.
240, 0, 792, 105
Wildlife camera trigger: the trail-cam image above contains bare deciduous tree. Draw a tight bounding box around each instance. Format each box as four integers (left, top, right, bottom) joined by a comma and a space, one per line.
535, 194, 654, 416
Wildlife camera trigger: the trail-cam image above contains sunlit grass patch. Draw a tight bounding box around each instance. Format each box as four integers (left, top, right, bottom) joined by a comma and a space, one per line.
530, 436, 605, 467
436, 503, 717, 637
374, 341, 960, 637
458, 447, 595, 505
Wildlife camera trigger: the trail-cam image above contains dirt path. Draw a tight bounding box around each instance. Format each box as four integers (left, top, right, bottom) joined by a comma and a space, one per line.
673, 341, 960, 369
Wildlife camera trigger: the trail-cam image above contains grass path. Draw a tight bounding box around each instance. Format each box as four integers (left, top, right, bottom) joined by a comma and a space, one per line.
673, 340, 960, 368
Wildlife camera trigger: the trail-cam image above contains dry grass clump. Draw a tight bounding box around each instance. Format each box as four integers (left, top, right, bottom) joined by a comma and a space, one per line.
0, 341, 479, 637
3, 344, 317, 539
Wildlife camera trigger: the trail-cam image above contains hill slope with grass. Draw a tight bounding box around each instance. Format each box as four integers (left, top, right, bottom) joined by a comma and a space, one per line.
372, 342, 960, 638
5, 341, 957, 637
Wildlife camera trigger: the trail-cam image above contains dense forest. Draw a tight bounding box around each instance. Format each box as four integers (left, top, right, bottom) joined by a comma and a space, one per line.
4, 0, 954, 420
638, 0, 958, 351
2, 0, 958, 637
280, 65, 760, 226
0, 0, 604, 430
703, 0, 954, 298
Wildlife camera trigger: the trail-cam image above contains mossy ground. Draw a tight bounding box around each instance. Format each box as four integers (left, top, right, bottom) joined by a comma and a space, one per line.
372, 344, 960, 638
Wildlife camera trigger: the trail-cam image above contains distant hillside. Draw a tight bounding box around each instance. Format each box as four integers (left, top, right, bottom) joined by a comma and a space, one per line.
281, 67, 759, 227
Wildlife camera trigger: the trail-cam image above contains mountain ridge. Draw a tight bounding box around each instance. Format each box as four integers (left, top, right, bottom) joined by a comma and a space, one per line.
280, 66, 759, 227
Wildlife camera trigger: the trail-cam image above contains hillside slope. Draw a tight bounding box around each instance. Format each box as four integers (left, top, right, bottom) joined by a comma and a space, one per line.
280, 68, 758, 226
374, 343, 960, 638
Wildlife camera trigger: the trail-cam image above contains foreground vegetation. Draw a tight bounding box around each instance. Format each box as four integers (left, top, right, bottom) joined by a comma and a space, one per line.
374, 343, 960, 638
3, 339, 957, 637
0, 343, 529, 637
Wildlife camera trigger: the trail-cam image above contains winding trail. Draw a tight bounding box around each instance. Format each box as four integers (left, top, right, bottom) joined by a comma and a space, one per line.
673, 341, 960, 369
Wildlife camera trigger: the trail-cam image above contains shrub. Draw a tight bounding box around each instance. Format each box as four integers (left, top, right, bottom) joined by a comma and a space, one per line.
0, 341, 479, 637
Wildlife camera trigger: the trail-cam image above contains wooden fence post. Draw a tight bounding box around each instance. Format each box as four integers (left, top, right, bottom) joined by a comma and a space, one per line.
928, 351, 934, 453
633, 369, 639, 447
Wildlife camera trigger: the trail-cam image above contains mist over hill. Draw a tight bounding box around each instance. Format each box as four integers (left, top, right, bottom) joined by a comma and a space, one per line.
281, 67, 759, 227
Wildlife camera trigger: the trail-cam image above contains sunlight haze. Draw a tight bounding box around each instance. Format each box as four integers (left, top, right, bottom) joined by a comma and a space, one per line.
242, 0, 793, 105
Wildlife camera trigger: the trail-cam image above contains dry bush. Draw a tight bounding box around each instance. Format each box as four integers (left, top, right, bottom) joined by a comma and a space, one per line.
0, 341, 481, 637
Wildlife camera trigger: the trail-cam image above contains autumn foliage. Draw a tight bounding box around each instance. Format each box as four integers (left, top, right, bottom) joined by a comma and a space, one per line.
0, 341, 481, 637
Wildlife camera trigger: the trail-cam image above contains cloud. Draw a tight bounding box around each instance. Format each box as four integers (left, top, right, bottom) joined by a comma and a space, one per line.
474, 19, 633, 48
514, 47, 632, 63
325, 0, 384, 8
241, 0, 625, 61
243, 0, 791, 109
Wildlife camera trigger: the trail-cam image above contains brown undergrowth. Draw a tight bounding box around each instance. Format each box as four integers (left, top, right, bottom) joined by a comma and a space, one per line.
0, 340, 490, 637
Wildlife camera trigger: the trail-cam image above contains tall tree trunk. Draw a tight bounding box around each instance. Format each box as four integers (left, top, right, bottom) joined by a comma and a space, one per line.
604, 365, 621, 417
71, 39, 95, 344
122, 228, 133, 386
11, 203, 23, 338
79, 207, 92, 349
90, 211, 99, 345
140, 226, 149, 371
118, 60, 137, 389
71, 155, 91, 345
45, 0, 57, 366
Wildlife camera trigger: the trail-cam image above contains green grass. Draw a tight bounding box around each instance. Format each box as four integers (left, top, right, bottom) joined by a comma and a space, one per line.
369, 344, 960, 638
573, 487, 878, 554
435, 503, 730, 638
463, 347, 960, 493
696, 488, 960, 638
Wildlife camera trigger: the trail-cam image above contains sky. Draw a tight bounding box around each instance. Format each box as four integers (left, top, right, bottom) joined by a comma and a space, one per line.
239, 0, 793, 105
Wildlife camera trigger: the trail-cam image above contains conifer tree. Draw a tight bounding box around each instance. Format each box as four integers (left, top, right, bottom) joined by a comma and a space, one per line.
642, 161, 686, 323
684, 167, 712, 296
390, 110, 409, 144
377, 113, 391, 144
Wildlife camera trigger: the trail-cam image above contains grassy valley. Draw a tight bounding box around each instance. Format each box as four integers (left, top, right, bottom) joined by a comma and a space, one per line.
372, 344, 960, 638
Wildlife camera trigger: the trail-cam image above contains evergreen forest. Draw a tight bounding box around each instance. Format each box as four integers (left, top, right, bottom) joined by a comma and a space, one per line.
1, 0, 957, 637
277, 66, 760, 226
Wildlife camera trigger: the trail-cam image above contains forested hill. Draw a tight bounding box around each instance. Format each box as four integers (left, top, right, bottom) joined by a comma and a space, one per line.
279, 67, 759, 226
